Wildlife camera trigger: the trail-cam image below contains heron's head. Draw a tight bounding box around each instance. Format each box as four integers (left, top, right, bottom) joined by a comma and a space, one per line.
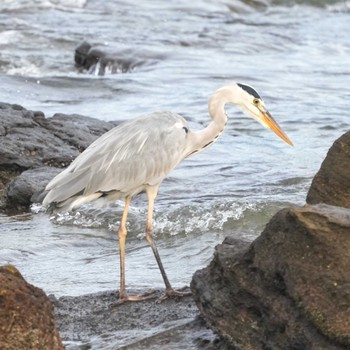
228, 83, 293, 146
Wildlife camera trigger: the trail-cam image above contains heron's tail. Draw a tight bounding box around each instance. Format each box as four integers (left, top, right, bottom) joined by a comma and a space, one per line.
43, 192, 103, 213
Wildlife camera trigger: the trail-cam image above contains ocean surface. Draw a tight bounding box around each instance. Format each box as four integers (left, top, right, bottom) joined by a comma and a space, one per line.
0, 0, 349, 339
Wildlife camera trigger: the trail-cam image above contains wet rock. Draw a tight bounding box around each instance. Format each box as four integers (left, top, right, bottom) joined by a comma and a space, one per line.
75, 41, 166, 75
0, 102, 118, 213
191, 204, 350, 350
0, 265, 64, 350
307, 130, 350, 208
52, 288, 228, 349
5, 167, 62, 213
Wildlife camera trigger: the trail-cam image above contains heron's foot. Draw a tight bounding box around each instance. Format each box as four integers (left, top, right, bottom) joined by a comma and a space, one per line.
114, 290, 157, 306
158, 287, 192, 302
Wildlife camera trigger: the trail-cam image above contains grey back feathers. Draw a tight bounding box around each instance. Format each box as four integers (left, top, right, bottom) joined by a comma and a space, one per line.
43, 111, 189, 211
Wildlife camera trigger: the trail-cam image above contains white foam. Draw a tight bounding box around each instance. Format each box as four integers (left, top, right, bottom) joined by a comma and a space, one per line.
0, 0, 87, 10
153, 201, 259, 235
50, 0, 87, 7
45, 200, 261, 237
327, 1, 350, 12
6, 63, 42, 77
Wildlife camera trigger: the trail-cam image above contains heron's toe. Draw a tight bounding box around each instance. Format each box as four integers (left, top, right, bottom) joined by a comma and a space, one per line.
113, 290, 157, 306
157, 287, 192, 302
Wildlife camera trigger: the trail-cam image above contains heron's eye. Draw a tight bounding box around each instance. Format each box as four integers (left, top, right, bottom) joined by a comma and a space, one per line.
253, 98, 260, 106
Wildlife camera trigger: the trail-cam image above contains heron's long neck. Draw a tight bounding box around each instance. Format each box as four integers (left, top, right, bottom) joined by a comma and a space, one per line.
186, 89, 229, 157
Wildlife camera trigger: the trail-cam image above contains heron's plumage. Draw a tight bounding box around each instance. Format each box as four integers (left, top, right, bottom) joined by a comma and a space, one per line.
42, 82, 293, 303
43, 83, 292, 212
43, 111, 189, 210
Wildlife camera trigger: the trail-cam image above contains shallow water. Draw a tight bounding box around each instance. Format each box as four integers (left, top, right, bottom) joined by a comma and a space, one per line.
0, 0, 349, 312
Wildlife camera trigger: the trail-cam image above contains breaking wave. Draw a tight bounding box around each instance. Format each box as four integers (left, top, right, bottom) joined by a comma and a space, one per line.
32, 199, 287, 239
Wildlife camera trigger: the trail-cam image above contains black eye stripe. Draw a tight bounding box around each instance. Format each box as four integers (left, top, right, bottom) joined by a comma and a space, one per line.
183, 126, 189, 133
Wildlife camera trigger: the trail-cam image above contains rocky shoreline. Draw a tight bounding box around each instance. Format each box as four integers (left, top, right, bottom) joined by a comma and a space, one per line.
191, 130, 350, 350
0, 102, 119, 214
51, 288, 229, 350
0, 101, 349, 349
0, 102, 228, 349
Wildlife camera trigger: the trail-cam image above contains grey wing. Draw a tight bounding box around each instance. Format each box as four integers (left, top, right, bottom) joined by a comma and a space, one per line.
43, 111, 189, 206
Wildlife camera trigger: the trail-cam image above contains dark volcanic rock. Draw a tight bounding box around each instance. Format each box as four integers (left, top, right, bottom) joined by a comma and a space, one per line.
5, 167, 62, 212
307, 130, 350, 208
75, 41, 166, 75
52, 288, 228, 349
0, 102, 118, 213
0, 265, 64, 350
34, 111, 117, 152
0, 102, 78, 170
191, 204, 350, 350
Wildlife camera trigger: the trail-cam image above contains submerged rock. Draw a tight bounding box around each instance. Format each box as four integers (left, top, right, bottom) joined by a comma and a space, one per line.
0, 265, 64, 350
75, 41, 167, 75
0, 102, 118, 213
191, 205, 350, 350
307, 130, 350, 208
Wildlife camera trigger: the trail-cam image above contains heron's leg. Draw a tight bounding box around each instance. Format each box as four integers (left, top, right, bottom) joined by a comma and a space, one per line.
118, 195, 131, 300
145, 187, 172, 290
145, 187, 191, 300
116, 196, 156, 305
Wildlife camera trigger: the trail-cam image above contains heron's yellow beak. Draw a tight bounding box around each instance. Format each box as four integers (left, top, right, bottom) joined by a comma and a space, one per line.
260, 109, 293, 146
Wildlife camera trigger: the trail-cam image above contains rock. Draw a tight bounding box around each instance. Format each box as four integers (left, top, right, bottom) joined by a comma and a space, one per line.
0, 265, 64, 350
0, 102, 119, 213
5, 167, 62, 212
74, 40, 91, 67
0, 102, 78, 170
191, 204, 350, 350
75, 41, 166, 75
52, 288, 228, 349
34, 112, 117, 152
307, 130, 350, 208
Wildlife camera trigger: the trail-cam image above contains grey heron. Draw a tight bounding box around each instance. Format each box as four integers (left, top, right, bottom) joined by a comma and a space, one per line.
43, 83, 293, 304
